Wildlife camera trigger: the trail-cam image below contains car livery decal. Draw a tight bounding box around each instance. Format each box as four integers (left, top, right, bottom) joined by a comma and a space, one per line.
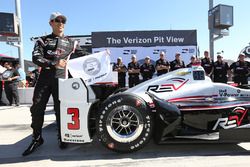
212, 107, 248, 130
178, 101, 250, 111
166, 95, 250, 111
168, 95, 218, 102
147, 77, 188, 93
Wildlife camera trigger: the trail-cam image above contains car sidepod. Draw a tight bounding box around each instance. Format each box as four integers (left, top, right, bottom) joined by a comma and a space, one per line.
147, 92, 182, 144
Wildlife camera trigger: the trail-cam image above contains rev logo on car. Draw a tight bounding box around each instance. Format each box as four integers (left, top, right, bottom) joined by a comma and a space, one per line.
147, 77, 188, 93
213, 107, 248, 130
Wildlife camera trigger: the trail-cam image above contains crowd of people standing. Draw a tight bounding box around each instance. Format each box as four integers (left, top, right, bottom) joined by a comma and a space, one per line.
1, 50, 249, 106
201, 51, 250, 86
113, 51, 250, 88
0, 61, 40, 106
0, 62, 21, 106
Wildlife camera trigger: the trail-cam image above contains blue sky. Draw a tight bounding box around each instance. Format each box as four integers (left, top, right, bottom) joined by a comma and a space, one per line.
0, 0, 249, 61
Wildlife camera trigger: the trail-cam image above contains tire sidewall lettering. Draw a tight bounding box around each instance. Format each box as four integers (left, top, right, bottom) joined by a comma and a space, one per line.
97, 94, 153, 153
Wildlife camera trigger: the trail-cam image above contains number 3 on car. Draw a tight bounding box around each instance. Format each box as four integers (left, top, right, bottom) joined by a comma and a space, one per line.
67, 108, 80, 130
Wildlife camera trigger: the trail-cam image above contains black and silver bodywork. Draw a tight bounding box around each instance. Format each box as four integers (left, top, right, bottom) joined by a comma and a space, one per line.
59, 66, 250, 153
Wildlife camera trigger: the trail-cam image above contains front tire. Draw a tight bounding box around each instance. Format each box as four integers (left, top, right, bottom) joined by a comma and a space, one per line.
97, 93, 153, 153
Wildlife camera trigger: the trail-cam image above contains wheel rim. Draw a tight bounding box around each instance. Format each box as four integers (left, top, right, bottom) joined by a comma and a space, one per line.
106, 105, 144, 143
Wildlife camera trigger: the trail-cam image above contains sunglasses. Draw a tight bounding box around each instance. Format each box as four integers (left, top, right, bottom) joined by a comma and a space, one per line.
53, 18, 66, 24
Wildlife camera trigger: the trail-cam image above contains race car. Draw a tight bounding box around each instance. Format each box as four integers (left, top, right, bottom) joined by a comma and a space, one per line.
59, 65, 250, 153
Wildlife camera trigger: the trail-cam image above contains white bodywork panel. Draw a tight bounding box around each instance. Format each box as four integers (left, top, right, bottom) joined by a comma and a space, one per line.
125, 66, 250, 104
59, 78, 93, 143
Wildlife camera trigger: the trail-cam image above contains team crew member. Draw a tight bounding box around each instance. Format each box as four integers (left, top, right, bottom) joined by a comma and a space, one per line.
170, 52, 185, 71
155, 51, 170, 76
15, 63, 26, 88
23, 12, 85, 156
201, 51, 213, 77
113, 57, 127, 88
230, 53, 250, 86
213, 55, 229, 83
128, 54, 140, 88
140, 56, 155, 81
186, 55, 197, 68
3, 62, 20, 106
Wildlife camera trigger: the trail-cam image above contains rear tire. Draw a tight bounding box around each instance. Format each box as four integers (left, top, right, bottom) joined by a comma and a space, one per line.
97, 93, 153, 153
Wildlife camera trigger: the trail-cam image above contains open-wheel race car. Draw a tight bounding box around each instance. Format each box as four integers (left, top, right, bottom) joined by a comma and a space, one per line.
59, 65, 250, 153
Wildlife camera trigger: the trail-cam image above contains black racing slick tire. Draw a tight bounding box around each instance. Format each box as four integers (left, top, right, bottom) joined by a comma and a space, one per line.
97, 93, 153, 153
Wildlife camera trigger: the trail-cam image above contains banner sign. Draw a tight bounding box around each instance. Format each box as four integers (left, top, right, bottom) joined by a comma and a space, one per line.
67, 50, 111, 85
92, 46, 197, 66
92, 30, 197, 48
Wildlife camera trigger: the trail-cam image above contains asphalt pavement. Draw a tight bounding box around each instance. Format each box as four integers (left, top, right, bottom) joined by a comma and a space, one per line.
1, 105, 250, 167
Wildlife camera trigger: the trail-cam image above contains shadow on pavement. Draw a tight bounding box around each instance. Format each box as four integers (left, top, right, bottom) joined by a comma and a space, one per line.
0, 122, 250, 165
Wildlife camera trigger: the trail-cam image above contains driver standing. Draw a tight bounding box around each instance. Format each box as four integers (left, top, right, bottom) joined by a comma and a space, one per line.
22, 12, 86, 156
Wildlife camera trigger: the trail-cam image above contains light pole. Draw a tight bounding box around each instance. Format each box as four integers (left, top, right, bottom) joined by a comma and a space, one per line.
15, 0, 24, 69
209, 0, 214, 60
208, 1, 233, 60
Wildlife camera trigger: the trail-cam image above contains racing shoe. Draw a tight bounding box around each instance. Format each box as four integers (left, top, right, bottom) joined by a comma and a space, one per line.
22, 135, 44, 156
58, 137, 68, 149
